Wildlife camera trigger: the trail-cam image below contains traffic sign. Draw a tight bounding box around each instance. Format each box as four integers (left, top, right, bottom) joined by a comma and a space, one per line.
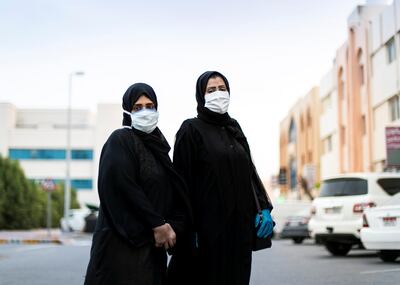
40, 179, 57, 192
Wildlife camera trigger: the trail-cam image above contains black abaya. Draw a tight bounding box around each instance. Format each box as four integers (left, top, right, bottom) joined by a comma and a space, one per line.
84, 83, 191, 285
167, 72, 272, 285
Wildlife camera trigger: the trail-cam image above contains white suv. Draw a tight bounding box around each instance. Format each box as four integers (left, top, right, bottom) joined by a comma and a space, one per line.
308, 172, 400, 256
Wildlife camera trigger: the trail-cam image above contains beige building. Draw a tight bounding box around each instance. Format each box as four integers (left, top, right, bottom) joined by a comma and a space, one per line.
370, 0, 400, 171
321, 2, 400, 175
319, 68, 340, 179
279, 87, 320, 200
332, 5, 386, 174
280, 2, 397, 198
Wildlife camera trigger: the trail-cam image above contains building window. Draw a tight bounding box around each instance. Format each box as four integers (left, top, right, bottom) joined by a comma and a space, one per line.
361, 115, 366, 135
389, 95, 400, 122
289, 119, 296, 143
387, 37, 396, 64
307, 109, 312, 127
9, 149, 65, 160
340, 81, 345, 101
323, 136, 333, 154
358, 49, 364, 86
71, 150, 94, 160
359, 65, 364, 85
321, 94, 332, 114
341, 126, 346, 145
71, 179, 93, 190
9, 149, 94, 160
308, 151, 312, 162
300, 116, 304, 132
290, 158, 297, 191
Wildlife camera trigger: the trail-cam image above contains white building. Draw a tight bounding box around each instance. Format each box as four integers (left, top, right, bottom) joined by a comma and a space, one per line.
319, 68, 340, 179
0, 102, 122, 206
318, 2, 389, 178
370, 0, 400, 171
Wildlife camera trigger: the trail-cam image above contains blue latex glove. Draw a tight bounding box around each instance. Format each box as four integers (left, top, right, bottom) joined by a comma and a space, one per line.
255, 209, 274, 238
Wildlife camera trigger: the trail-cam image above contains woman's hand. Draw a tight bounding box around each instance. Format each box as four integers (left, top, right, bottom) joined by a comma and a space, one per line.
153, 223, 176, 249
255, 209, 274, 238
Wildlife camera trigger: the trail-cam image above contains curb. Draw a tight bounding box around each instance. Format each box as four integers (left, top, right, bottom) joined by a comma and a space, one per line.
0, 239, 63, 245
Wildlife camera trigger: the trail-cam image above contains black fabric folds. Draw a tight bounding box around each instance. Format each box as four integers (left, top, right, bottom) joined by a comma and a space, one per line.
85, 83, 191, 285
167, 71, 272, 285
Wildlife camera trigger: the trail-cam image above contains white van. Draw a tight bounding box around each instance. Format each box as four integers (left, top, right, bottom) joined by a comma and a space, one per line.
308, 172, 400, 256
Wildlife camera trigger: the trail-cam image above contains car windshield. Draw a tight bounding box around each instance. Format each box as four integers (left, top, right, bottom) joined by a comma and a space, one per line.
319, 178, 368, 197
377, 178, 400, 196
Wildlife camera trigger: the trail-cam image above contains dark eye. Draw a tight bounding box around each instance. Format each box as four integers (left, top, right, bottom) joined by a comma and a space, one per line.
132, 105, 142, 112
146, 104, 155, 110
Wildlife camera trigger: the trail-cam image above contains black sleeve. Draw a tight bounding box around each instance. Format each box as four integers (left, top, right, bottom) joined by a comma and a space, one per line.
173, 121, 198, 203
232, 120, 273, 211
98, 132, 165, 241
173, 121, 201, 227
166, 192, 187, 236
252, 165, 273, 211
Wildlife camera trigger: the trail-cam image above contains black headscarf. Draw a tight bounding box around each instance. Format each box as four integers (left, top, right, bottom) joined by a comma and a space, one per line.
195, 71, 252, 167
121, 82, 193, 228
122, 83, 158, 127
196, 71, 233, 126
194, 71, 273, 212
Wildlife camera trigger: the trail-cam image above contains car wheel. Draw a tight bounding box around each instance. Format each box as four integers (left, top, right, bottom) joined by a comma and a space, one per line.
378, 250, 400, 262
325, 242, 352, 256
293, 237, 304, 244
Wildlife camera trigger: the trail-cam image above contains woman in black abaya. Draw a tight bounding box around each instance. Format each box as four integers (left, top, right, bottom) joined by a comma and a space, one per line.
84, 83, 190, 285
167, 71, 274, 285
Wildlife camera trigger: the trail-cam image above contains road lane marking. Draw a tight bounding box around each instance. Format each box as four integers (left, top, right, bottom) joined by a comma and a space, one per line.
360, 268, 400, 275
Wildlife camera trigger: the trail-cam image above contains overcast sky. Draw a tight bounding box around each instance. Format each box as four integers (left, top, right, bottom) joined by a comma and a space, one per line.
2, 0, 386, 181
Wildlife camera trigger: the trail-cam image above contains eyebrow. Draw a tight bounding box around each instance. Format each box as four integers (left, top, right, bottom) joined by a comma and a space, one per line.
133, 103, 154, 106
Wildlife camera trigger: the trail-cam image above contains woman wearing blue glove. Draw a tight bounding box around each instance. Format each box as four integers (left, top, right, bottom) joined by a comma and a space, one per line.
167, 71, 274, 285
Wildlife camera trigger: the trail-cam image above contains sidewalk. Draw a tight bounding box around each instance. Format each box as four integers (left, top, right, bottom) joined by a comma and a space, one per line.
0, 229, 89, 245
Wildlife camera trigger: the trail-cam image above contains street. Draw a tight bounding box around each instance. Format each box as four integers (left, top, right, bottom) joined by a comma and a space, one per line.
0, 238, 399, 285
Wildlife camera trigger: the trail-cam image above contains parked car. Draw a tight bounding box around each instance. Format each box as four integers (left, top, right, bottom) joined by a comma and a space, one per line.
361, 192, 400, 262
60, 207, 98, 233
280, 208, 311, 244
308, 172, 400, 256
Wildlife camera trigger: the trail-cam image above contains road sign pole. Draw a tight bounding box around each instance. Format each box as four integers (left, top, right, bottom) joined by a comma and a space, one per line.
41, 179, 56, 237
47, 191, 52, 237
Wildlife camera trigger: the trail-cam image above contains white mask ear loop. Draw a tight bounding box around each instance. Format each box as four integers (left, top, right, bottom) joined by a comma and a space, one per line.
123, 110, 133, 129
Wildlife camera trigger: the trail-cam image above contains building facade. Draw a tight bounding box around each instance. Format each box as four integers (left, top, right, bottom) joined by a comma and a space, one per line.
333, 5, 386, 174
281, 1, 400, 197
319, 68, 340, 179
0, 102, 122, 206
370, 0, 400, 171
279, 87, 320, 200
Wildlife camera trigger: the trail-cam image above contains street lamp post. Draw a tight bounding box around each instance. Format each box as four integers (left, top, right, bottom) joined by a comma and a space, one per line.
64, 71, 85, 227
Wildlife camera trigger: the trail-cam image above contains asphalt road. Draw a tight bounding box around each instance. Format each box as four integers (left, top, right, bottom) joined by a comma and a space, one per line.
251, 239, 400, 284
0, 237, 399, 285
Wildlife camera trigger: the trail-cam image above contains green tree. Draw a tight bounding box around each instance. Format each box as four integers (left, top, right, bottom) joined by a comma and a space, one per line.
0, 155, 44, 229
47, 183, 80, 228
0, 155, 80, 229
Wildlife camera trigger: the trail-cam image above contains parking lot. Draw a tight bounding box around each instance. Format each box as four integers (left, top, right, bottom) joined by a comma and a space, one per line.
0, 236, 399, 285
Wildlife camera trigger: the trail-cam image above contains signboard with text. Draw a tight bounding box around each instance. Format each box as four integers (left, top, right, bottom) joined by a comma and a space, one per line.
386, 127, 400, 167
40, 178, 57, 192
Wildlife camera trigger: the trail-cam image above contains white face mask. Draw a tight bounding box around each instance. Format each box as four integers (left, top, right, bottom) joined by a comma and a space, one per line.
123, 109, 159, 134
204, 90, 230, 114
